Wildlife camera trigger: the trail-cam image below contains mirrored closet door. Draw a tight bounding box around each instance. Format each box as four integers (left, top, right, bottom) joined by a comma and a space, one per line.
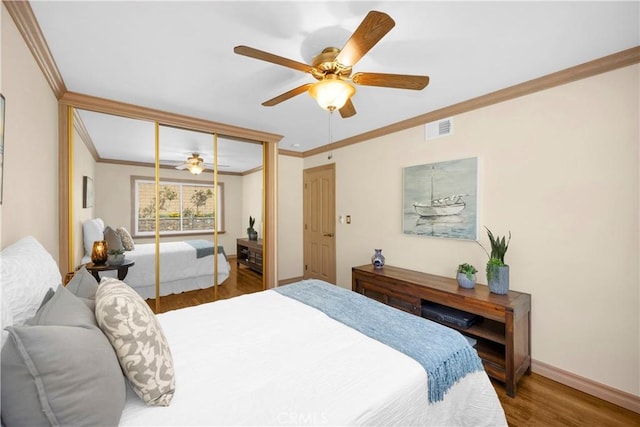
68, 106, 266, 312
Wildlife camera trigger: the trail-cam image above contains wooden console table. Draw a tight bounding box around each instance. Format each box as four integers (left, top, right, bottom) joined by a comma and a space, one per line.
352, 264, 531, 397
236, 238, 263, 274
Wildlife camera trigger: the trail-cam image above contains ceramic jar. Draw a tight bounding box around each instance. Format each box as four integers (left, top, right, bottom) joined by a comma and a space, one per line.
371, 249, 385, 269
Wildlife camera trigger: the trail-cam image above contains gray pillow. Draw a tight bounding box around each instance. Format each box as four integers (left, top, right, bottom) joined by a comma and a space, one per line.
65, 266, 98, 310
95, 277, 175, 406
1, 326, 125, 427
1, 284, 125, 426
27, 285, 96, 327
104, 225, 124, 252
37, 287, 56, 309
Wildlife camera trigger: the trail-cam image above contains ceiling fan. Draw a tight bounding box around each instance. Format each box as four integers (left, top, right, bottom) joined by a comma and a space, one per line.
175, 153, 206, 175
234, 10, 429, 118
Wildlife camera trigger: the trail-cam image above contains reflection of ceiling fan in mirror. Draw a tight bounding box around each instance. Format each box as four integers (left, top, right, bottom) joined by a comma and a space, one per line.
234, 10, 429, 118
175, 153, 206, 175
173, 153, 229, 174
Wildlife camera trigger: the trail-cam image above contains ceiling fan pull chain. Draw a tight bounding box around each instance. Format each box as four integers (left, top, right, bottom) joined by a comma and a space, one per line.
328, 110, 334, 145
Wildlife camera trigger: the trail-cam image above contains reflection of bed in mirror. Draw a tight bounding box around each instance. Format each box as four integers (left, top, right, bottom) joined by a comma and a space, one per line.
82, 218, 230, 299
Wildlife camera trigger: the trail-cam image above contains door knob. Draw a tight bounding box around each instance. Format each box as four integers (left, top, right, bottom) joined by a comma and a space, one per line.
323, 233, 334, 237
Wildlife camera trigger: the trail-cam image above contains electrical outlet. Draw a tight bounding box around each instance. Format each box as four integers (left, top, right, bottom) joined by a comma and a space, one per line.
346, 215, 351, 224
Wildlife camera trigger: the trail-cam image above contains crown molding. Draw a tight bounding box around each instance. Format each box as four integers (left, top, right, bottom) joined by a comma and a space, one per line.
7, 0, 636, 159
60, 91, 283, 145
72, 109, 99, 161
3, 0, 67, 98
301, 46, 640, 158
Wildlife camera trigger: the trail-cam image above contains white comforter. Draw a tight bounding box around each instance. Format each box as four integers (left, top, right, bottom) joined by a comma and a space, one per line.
119, 290, 506, 426
84, 241, 230, 299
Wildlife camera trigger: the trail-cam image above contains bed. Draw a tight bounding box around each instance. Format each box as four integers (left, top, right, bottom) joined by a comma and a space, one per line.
81, 218, 230, 298
1, 236, 507, 426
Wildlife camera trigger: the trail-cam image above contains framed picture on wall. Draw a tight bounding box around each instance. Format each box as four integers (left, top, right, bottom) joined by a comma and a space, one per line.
83, 176, 93, 208
0, 94, 5, 205
403, 157, 478, 240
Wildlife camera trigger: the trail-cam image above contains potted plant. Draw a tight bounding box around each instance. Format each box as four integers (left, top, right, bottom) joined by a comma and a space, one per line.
247, 216, 258, 241
107, 248, 125, 266
479, 227, 511, 294
456, 263, 478, 289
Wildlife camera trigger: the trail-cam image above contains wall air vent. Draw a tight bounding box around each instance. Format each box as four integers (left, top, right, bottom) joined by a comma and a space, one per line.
425, 117, 453, 140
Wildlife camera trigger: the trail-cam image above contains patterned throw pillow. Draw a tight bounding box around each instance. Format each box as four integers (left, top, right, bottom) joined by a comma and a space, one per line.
95, 278, 175, 406
116, 227, 135, 251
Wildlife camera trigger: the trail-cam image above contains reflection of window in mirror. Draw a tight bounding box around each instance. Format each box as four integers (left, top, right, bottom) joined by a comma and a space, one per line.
132, 177, 224, 237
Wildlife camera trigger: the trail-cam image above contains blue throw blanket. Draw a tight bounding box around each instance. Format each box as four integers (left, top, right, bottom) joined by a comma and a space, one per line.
275, 279, 483, 403
184, 240, 226, 260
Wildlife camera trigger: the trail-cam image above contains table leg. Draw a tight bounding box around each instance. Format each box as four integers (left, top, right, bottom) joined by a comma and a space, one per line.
117, 266, 129, 281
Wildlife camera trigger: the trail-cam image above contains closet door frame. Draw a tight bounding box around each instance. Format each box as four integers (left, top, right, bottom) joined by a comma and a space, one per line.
58, 93, 281, 296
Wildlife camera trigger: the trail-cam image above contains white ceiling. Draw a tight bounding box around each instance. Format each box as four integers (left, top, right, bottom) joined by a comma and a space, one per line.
29, 1, 639, 171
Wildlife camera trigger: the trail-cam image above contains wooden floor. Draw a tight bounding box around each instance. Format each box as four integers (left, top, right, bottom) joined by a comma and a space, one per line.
492, 374, 639, 426
146, 258, 264, 314
148, 263, 639, 425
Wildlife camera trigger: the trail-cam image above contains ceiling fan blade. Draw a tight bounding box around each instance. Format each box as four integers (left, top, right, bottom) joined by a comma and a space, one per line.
175, 164, 188, 170
335, 11, 395, 68
339, 98, 357, 118
262, 83, 314, 107
352, 72, 429, 90
234, 45, 314, 74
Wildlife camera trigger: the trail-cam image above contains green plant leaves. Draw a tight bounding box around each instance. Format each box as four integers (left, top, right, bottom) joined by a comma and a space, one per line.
486, 227, 510, 263
457, 263, 477, 279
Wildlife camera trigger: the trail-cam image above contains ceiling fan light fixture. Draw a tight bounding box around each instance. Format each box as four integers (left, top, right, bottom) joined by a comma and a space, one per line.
187, 163, 204, 175
308, 77, 355, 111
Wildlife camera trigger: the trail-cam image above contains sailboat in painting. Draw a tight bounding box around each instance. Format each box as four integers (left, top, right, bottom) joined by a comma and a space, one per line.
413, 166, 466, 217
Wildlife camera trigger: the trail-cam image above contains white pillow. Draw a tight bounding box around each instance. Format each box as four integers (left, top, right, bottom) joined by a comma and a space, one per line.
2, 296, 13, 348
0, 236, 61, 346
83, 218, 105, 257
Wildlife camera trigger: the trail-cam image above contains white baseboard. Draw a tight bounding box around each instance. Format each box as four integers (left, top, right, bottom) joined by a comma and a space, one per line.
532, 359, 640, 414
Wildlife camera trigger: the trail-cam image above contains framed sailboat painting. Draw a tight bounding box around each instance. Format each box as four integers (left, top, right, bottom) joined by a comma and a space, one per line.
403, 157, 478, 240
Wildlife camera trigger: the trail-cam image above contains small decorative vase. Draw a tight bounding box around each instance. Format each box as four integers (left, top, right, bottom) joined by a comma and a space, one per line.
371, 249, 385, 269
91, 240, 108, 265
107, 254, 125, 266
248, 229, 258, 241
456, 272, 476, 289
488, 265, 510, 294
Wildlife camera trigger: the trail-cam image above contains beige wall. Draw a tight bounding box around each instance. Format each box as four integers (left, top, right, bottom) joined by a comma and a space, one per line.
242, 168, 263, 239
277, 155, 304, 280
0, 5, 59, 261
0, 4, 3, 247
73, 126, 96, 263
298, 65, 639, 396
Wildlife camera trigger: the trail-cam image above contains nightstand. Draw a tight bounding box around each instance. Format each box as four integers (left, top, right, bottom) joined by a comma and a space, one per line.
84, 260, 135, 282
